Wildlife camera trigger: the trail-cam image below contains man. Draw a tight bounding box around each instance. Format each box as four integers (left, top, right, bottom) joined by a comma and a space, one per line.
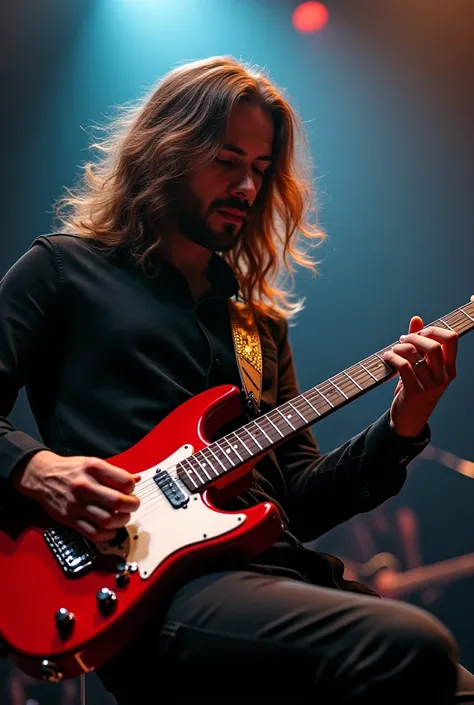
1, 56, 473, 704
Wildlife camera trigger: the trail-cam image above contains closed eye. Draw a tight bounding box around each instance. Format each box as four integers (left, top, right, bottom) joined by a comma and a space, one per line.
215, 158, 265, 177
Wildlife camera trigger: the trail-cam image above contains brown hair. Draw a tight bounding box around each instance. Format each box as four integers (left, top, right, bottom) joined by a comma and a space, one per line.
54, 56, 326, 319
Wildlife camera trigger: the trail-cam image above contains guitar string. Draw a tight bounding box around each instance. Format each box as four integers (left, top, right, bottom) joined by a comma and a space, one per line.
131, 310, 473, 513
127, 308, 474, 514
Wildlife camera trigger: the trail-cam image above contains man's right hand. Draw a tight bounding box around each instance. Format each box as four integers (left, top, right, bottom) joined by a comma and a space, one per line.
12, 450, 141, 542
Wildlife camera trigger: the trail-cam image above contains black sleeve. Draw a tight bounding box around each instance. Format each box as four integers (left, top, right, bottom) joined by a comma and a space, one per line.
0, 237, 62, 499
271, 317, 430, 542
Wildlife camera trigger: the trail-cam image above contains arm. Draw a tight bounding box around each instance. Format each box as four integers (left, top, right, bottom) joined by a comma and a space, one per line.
0, 238, 60, 502
0, 236, 141, 540
271, 317, 430, 542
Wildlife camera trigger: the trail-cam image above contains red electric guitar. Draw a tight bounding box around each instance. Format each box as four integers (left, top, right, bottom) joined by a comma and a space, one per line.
1, 299, 473, 683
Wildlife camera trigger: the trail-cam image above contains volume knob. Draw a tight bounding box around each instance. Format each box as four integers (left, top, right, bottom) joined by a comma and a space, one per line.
115, 562, 130, 587
96, 587, 117, 614
54, 608, 75, 637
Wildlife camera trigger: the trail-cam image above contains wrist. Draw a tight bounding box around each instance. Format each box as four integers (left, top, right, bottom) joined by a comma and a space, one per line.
10, 450, 56, 496
388, 412, 430, 445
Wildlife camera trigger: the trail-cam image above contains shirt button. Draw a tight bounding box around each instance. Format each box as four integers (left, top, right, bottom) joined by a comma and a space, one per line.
214, 357, 221, 367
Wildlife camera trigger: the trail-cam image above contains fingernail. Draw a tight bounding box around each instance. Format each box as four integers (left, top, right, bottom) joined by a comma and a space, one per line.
400, 335, 407, 341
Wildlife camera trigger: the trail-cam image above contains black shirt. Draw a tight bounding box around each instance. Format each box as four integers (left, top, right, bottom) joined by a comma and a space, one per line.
0, 234, 430, 587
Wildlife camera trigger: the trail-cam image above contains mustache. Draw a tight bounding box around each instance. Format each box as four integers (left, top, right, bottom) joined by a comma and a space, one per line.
211, 199, 250, 214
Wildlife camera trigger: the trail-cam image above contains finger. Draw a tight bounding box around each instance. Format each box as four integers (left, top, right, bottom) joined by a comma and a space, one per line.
83, 504, 132, 530
86, 459, 139, 494
397, 336, 445, 382
408, 316, 424, 335
391, 342, 442, 387
74, 518, 118, 543
418, 326, 458, 377
382, 350, 424, 394
401, 328, 457, 380
80, 483, 141, 513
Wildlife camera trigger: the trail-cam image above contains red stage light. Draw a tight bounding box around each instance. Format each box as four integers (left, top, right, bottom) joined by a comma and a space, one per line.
292, 2, 329, 34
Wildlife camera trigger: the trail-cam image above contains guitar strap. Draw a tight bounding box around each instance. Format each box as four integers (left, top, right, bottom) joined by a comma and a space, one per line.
228, 300, 263, 417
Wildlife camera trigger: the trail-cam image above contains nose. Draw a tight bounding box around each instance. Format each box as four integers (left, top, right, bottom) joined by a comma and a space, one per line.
230, 172, 257, 205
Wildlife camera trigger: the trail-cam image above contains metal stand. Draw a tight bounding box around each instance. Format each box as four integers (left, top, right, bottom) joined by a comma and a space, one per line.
79, 673, 86, 705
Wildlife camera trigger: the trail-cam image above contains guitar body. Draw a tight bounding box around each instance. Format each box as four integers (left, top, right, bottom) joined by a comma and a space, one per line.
0, 385, 284, 681
2, 297, 473, 683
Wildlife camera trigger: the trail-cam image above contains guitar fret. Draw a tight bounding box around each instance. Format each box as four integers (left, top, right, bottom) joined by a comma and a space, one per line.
266, 414, 285, 437
374, 353, 391, 374
193, 452, 218, 480
306, 388, 328, 414
207, 443, 229, 474
315, 386, 334, 408
341, 370, 363, 391
240, 427, 262, 452
359, 361, 378, 381
214, 439, 237, 467
439, 317, 454, 331
221, 436, 243, 462
460, 307, 474, 323
235, 429, 255, 455
175, 299, 474, 491
301, 393, 321, 417
195, 447, 220, 479
258, 416, 283, 442
228, 433, 251, 459
275, 407, 296, 430
186, 456, 208, 483
328, 378, 348, 400
254, 419, 272, 443
246, 424, 264, 450
288, 400, 308, 423
180, 459, 200, 488
364, 356, 387, 379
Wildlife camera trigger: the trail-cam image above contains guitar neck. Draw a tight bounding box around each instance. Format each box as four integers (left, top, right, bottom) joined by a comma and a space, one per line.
178, 300, 474, 492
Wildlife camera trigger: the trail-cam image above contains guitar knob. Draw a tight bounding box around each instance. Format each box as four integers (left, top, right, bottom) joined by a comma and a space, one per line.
96, 587, 117, 614
54, 608, 75, 636
115, 562, 130, 587
40, 660, 63, 683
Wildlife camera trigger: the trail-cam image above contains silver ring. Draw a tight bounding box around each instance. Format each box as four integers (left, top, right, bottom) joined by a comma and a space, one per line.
413, 357, 427, 367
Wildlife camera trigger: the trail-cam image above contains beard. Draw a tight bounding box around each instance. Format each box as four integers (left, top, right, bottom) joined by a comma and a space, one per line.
175, 187, 247, 254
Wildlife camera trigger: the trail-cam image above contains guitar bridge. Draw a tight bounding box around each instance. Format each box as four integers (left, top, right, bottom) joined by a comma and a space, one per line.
44, 527, 95, 577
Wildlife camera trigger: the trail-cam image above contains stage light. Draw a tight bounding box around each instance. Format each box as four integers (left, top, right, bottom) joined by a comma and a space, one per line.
292, 1, 329, 34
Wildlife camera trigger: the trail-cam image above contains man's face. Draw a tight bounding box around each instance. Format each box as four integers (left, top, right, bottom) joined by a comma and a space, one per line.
177, 101, 274, 253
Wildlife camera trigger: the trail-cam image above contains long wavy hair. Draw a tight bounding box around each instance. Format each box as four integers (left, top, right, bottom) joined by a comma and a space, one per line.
55, 56, 326, 320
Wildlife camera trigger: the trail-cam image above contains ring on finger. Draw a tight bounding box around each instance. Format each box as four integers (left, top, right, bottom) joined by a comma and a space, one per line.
413, 356, 428, 368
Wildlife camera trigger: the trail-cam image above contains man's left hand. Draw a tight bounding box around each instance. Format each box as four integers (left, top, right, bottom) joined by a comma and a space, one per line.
382, 316, 458, 438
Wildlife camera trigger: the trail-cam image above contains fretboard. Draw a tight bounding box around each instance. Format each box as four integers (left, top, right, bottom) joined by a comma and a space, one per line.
177, 299, 474, 492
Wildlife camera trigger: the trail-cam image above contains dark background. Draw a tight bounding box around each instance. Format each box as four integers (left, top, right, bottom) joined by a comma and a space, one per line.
1, 0, 473, 702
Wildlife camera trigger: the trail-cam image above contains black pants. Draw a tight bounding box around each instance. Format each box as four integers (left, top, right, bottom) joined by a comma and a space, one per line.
102, 570, 474, 704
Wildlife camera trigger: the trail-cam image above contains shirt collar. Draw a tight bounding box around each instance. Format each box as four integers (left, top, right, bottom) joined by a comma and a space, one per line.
151, 251, 239, 300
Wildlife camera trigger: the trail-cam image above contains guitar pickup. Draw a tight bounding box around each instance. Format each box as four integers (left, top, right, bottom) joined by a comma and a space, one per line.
153, 470, 189, 509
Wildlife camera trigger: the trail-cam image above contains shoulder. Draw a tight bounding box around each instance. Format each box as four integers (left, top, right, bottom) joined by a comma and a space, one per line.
28, 232, 123, 274
29, 232, 101, 258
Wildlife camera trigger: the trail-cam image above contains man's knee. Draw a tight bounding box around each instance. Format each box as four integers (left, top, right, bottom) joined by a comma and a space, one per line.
356, 598, 459, 695
374, 598, 458, 662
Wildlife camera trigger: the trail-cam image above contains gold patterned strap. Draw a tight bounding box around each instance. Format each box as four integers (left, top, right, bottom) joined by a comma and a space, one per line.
228, 300, 262, 408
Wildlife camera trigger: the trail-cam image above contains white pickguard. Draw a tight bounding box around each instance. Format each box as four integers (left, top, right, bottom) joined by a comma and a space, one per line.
96, 444, 246, 579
